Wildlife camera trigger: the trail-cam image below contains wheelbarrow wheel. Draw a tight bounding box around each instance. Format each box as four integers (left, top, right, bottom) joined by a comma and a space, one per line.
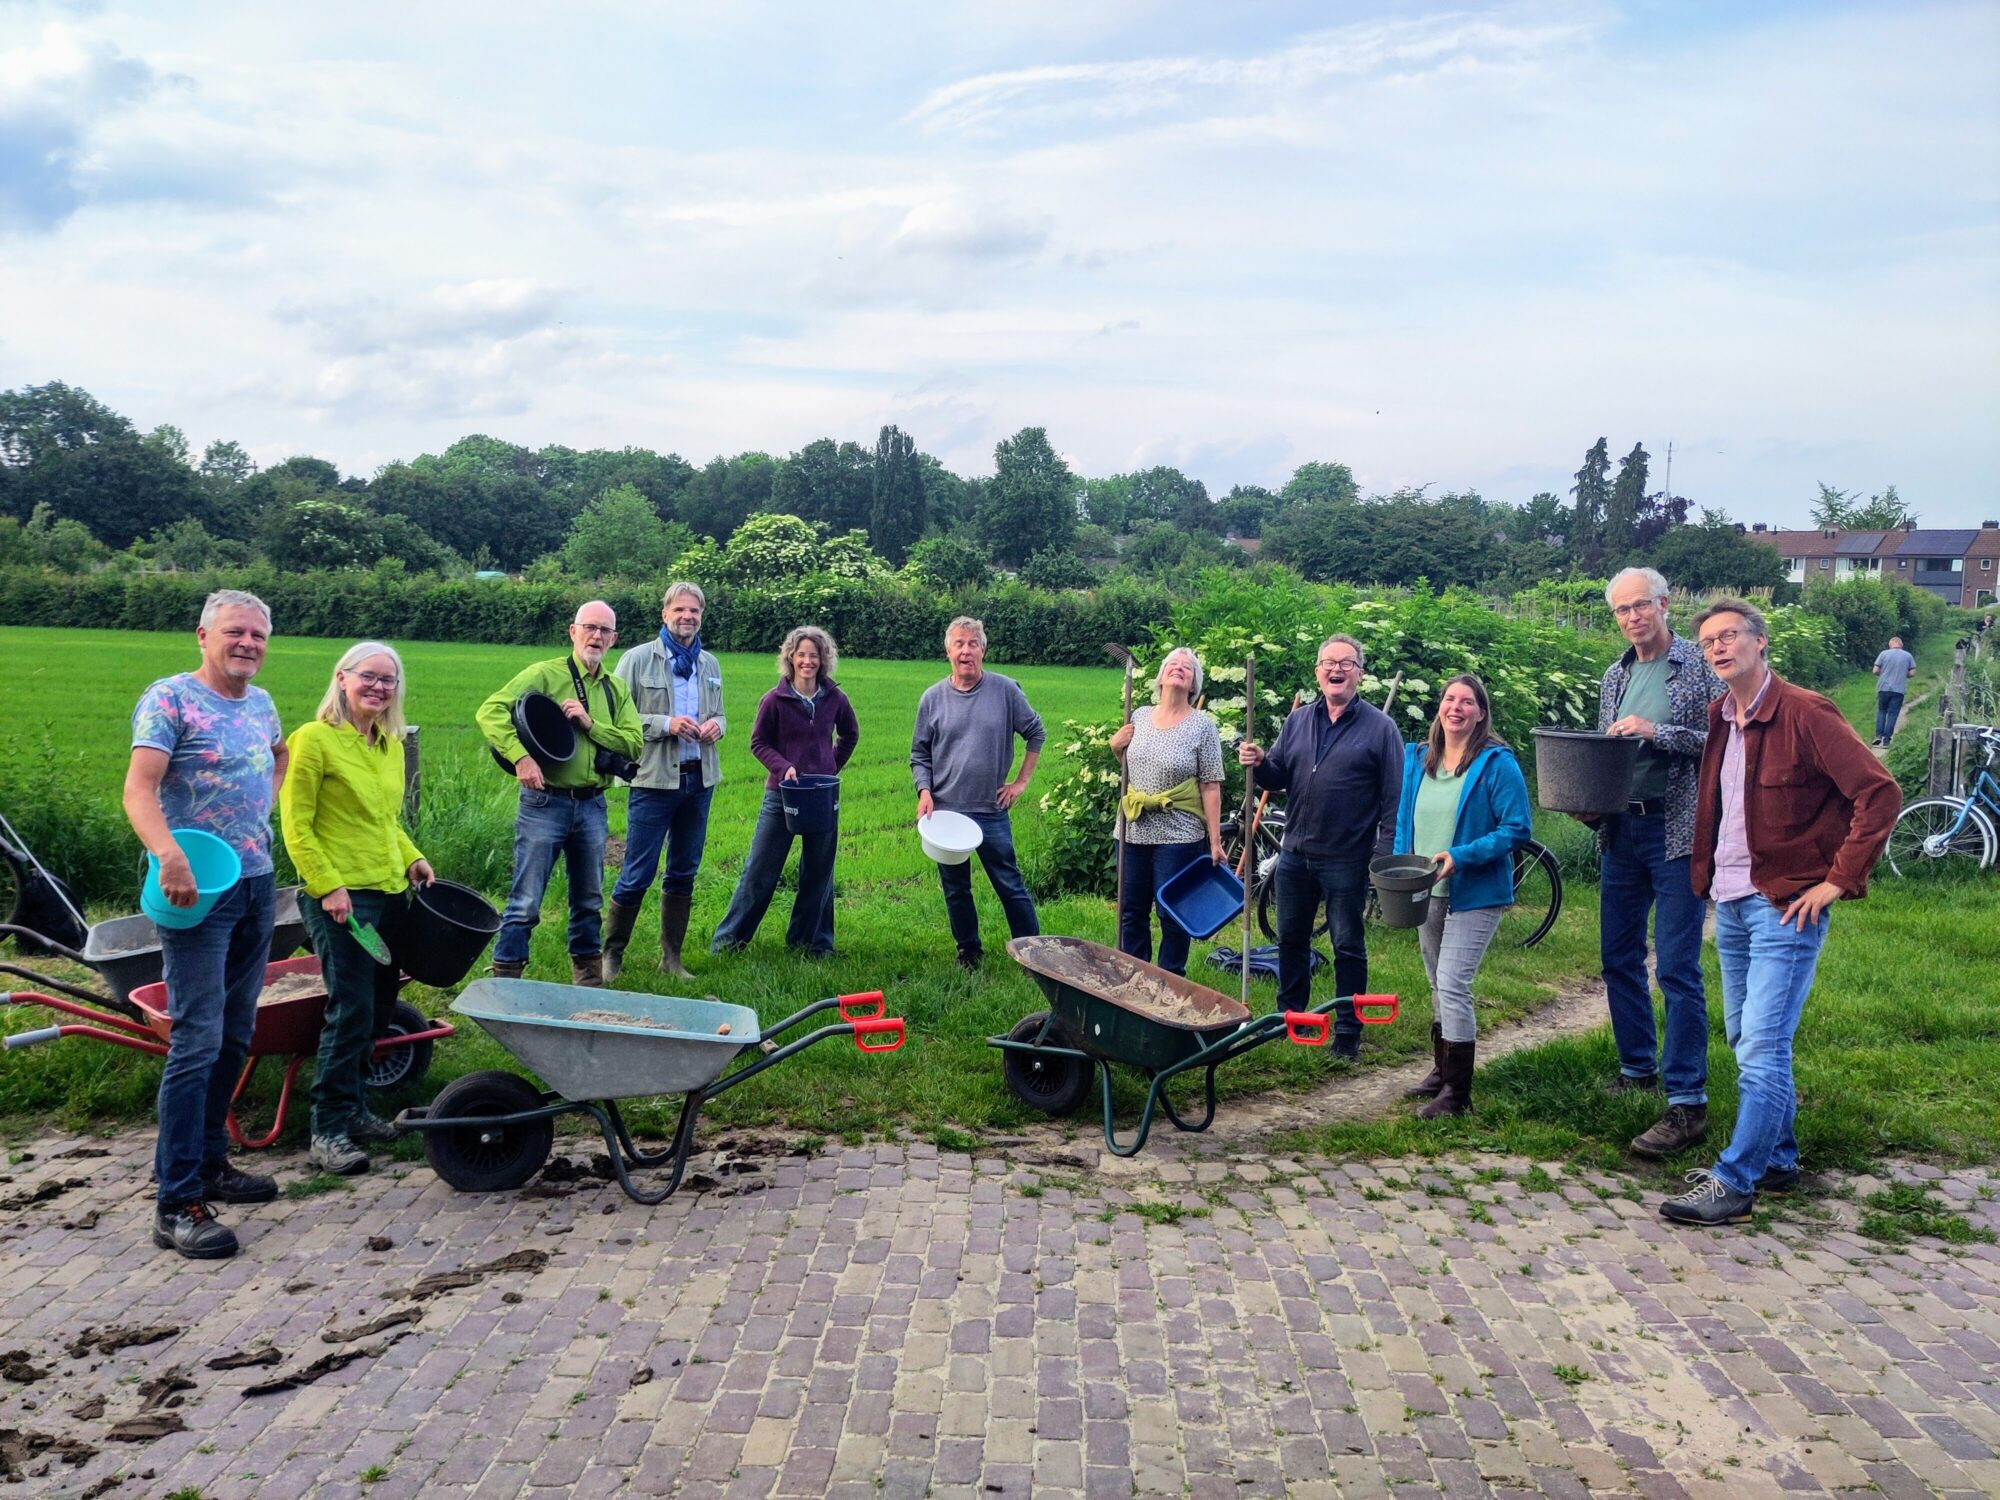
366, 1000, 435, 1093
421, 1070, 553, 1193
1002, 1011, 1091, 1117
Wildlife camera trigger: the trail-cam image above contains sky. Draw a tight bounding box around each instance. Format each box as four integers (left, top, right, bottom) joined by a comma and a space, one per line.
2, 0, 1996, 529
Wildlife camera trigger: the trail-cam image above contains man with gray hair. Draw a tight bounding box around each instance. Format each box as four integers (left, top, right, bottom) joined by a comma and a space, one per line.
1590, 567, 1724, 1159
478, 599, 646, 987
606, 581, 726, 980
124, 589, 287, 1258
912, 616, 1045, 969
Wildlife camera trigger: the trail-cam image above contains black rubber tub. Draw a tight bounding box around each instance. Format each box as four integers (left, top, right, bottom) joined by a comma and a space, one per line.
400, 880, 503, 988
1530, 728, 1640, 815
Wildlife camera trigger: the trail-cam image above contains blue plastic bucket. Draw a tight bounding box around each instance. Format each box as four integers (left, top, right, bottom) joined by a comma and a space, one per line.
140, 828, 242, 930
1155, 857, 1246, 941
780, 774, 841, 835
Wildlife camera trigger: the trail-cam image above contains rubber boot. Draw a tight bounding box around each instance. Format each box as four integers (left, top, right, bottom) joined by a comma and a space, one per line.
658, 893, 694, 981
491, 960, 526, 980
602, 899, 640, 985
1418, 1040, 1475, 1119
570, 954, 604, 988
1405, 1023, 1445, 1099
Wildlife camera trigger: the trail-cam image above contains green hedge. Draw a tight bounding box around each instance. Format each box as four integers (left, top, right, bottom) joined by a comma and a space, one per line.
0, 565, 1172, 667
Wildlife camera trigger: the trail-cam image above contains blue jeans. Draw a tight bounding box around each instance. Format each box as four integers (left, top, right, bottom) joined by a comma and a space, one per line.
1117, 839, 1208, 977
155, 873, 275, 1206
1712, 895, 1829, 1195
712, 790, 836, 955
1875, 691, 1904, 742
612, 779, 714, 906
1599, 812, 1709, 1104
496, 789, 609, 965
1272, 853, 1368, 1041
936, 807, 1039, 958
300, 888, 408, 1137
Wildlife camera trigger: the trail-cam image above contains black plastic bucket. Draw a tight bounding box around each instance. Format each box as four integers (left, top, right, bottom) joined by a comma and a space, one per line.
1530, 728, 1639, 814
780, 774, 841, 835
401, 879, 503, 988
513, 693, 578, 765
1369, 856, 1440, 929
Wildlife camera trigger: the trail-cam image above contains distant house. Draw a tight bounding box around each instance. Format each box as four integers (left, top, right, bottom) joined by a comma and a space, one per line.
1747, 520, 2000, 608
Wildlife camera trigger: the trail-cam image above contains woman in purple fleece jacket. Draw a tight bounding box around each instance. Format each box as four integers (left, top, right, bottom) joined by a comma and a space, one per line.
710, 626, 860, 958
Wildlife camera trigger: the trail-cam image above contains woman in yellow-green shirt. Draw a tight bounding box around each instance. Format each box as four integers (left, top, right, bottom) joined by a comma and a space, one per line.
281, 642, 433, 1176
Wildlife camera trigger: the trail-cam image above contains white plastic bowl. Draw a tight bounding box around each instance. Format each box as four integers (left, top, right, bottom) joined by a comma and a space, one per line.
917, 810, 984, 865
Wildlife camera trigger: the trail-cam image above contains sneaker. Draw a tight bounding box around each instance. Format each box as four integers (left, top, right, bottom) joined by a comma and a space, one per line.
1605, 1072, 1661, 1096
350, 1110, 398, 1144
1659, 1168, 1756, 1227
1756, 1165, 1801, 1195
202, 1161, 278, 1204
308, 1134, 370, 1175
154, 1200, 239, 1259
1629, 1103, 1709, 1160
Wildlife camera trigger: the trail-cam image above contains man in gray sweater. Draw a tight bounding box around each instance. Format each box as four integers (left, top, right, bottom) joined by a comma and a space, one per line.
911, 616, 1045, 969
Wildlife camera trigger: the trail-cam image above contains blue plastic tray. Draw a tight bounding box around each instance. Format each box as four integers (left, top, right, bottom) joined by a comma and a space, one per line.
1155, 857, 1246, 941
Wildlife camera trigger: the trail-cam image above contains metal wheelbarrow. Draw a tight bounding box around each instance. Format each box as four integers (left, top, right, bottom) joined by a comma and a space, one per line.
3, 954, 454, 1147
989, 936, 1397, 1157
394, 981, 906, 1204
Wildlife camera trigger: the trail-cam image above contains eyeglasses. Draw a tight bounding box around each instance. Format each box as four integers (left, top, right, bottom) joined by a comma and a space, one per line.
1697, 629, 1753, 656
1612, 600, 1661, 620
346, 671, 399, 689
1316, 658, 1362, 673
576, 624, 616, 637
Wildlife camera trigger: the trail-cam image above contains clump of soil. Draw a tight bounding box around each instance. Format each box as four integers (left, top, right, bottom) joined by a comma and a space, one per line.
65, 1325, 179, 1360
68, 1395, 106, 1420
105, 1413, 186, 1442
258, 972, 327, 1007
206, 1348, 282, 1371
322, 1308, 420, 1345
397, 1248, 549, 1303
244, 1332, 410, 1397
0, 1350, 48, 1384
0, 1177, 89, 1211
364, 1235, 392, 1252
0, 1427, 96, 1477
137, 1367, 194, 1412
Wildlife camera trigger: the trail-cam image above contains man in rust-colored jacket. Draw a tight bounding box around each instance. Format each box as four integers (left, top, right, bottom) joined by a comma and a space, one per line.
1661, 598, 1900, 1228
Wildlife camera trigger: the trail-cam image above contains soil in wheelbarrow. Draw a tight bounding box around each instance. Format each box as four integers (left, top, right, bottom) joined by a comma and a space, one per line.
258, 972, 326, 1007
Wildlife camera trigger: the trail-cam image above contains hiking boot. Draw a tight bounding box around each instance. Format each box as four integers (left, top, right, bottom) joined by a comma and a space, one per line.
308, 1134, 370, 1175
1659, 1168, 1756, 1227
658, 893, 695, 981
1629, 1103, 1709, 1160
602, 898, 640, 985
570, 953, 604, 988
1756, 1165, 1801, 1195
491, 959, 527, 980
1417, 1040, 1475, 1120
154, 1200, 238, 1259
1405, 1023, 1445, 1098
1605, 1071, 1660, 1096
350, 1109, 398, 1144
201, 1161, 277, 1205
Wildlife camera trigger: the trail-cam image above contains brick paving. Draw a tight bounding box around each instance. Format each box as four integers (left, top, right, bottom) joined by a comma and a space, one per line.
0, 1131, 1996, 1498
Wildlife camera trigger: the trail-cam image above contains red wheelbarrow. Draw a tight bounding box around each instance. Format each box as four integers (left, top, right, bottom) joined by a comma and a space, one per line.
4, 955, 454, 1147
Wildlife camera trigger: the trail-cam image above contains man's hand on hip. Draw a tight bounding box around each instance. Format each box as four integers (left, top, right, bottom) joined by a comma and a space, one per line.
515, 756, 545, 791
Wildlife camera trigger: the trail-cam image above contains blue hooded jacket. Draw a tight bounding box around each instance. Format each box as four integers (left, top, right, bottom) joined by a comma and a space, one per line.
1392, 742, 1533, 913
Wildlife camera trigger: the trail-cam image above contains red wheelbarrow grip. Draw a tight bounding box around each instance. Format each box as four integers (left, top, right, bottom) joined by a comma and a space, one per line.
853, 1016, 905, 1052
838, 991, 885, 1021
1283, 1011, 1329, 1046
1354, 994, 1399, 1025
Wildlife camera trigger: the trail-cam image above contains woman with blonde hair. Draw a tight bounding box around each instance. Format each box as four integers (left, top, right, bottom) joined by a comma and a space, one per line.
711, 626, 860, 958
280, 641, 433, 1176
1108, 646, 1225, 975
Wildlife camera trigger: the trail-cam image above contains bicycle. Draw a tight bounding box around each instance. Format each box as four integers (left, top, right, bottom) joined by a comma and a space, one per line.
1885, 725, 2000, 878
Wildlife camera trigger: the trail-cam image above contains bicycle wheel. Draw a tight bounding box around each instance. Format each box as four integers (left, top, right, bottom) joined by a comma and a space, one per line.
1497, 840, 1563, 949
1885, 797, 1995, 878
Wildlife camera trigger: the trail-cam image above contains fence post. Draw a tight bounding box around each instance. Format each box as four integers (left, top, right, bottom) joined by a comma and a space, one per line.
403, 725, 421, 823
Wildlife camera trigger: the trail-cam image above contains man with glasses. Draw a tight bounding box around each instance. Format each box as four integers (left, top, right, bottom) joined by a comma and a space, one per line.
477, 600, 645, 987
1662, 599, 1897, 1226
1588, 567, 1724, 1159
1238, 634, 1402, 1059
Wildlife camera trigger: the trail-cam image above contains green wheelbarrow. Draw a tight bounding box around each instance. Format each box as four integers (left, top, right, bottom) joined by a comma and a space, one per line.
989, 935, 1398, 1157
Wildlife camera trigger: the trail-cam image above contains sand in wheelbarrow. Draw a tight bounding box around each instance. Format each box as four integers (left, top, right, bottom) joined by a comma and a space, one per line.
569, 1008, 738, 1035
257, 972, 326, 1006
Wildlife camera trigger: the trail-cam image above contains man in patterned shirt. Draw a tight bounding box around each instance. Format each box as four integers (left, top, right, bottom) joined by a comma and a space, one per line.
124, 590, 289, 1259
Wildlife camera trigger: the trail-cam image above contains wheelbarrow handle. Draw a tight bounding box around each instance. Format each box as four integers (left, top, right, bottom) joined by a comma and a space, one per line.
1354, 994, 1399, 1025
3, 1026, 61, 1050
5, 990, 159, 1040
1282, 1011, 1329, 1046
852, 1016, 905, 1053
837, 991, 885, 1021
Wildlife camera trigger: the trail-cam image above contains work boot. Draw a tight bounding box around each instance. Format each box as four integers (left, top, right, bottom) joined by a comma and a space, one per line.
201, 1161, 277, 1205
658, 893, 695, 981
1605, 1071, 1660, 1096
154, 1200, 238, 1260
1418, 1040, 1476, 1119
602, 898, 641, 985
491, 959, 527, 980
1629, 1103, 1709, 1160
1405, 1023, 1446, 1098
570, 953, 605, 988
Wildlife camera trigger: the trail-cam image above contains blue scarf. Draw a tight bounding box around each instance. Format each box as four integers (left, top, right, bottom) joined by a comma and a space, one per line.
661, 627, 703, 680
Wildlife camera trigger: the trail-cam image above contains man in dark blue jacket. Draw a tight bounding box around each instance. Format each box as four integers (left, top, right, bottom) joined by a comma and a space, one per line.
1239, 634, 1403, 1058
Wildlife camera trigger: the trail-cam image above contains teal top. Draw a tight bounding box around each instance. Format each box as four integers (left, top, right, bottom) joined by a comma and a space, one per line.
1619, 655, 1674, 800
1410, 761, 1464, 896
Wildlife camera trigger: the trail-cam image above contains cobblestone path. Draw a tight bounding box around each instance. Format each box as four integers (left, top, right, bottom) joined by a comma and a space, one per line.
0, 1131, 1995, 1499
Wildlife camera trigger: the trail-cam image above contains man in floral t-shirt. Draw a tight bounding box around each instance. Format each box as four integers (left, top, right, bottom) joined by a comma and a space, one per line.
124, 590, 288, 1259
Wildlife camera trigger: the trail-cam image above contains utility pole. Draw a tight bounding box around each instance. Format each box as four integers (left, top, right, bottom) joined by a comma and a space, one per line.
1661, 440, 1673, 506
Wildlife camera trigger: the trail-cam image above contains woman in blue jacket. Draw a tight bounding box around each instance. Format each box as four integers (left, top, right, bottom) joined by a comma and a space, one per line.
1393, 674, 1533, 1118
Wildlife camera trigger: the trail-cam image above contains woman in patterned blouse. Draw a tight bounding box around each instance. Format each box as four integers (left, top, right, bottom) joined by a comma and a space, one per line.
1108, 647, 1226, 975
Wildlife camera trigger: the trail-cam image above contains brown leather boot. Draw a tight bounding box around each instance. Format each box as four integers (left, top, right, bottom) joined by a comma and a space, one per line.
1417, 1040, 1475, 1119
1405, 1023, 1445, 1098
601, 899, 640, 985
491, 960, 526, 980
1629, 1103, 1708, 1160
570, 954, 604, 988
658, 893, 694, 981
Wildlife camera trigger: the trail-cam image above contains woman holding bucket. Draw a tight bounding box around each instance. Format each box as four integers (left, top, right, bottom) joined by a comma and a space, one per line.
1390, 673, 1532, 1118
280, 642, 434, 1175
1108, 647, 1225, 976
711, 626, 860, 959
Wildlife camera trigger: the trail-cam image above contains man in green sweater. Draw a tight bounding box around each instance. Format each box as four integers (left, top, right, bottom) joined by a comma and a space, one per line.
476, 600, 646, 986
